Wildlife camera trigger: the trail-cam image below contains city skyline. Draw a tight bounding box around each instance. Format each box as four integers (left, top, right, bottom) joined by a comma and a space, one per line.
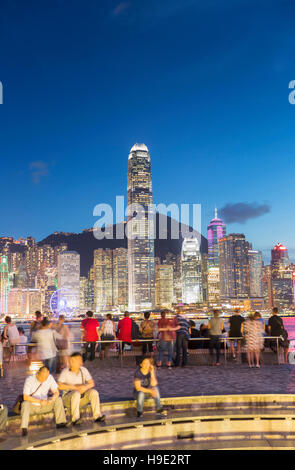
1, 1, 295, 263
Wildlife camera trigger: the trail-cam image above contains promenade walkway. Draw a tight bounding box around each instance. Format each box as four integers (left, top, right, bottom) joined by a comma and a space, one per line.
1, 359, 295, 411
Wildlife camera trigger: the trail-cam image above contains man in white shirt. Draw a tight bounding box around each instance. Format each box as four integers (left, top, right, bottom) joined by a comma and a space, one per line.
21, 365, 67, 436
58, 352, 105, 426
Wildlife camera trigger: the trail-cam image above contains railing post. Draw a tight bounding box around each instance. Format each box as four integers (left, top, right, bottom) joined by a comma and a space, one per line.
224, 338, 227, 366
276, 337, 280, 365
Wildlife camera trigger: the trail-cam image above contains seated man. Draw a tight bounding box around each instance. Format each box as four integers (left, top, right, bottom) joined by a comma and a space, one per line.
0, 404, 8, 433
134, 357, 167, 419
58, 352, 105, 426
21, 365, 67, 436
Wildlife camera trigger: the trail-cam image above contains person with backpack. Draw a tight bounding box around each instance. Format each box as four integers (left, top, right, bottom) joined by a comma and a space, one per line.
140, 312, 155, 356
100, 314, 116, 360
117, 311, 132, 353
268, 307, 285, 353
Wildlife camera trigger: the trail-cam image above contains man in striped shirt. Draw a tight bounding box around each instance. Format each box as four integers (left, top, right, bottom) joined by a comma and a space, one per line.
174, 313, 191, 367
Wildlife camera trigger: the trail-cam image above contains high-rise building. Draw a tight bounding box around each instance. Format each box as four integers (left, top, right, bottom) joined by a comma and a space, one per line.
207, 209, 226, 304
269, 244, 293, 309
207, 208, 226, 268
94, 249, 113, 312
271, 243, 290, 279
248, 250, 263, 298
263, 265, 273, 308
8, 288, 41, 316
181, 238, 202, 304
272, 277, 294, 310
112, 248, 128, 311
207, 266, 220, 304
155, 264, 174, 308
163, 252, 182, 304
127, 143, 155, 311
0, 256, 10, 315
219, 234, 250, 301
57, 251, 80, 315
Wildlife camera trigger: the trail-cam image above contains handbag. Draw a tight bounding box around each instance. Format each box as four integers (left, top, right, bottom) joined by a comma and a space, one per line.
55, 338, 69, 350
12, 382, 43, 415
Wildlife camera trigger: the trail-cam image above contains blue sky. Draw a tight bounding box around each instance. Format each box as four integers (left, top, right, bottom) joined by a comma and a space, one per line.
0, 0, 295, 263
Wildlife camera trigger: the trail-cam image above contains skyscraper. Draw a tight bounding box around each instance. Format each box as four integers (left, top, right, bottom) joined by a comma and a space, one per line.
94, 248, 113, 312
113, 247, 128, 311
219, 234, 250, 301
181, 238, 202, 304
248, 250, 263, 298
207, 208, 226, 268
271, 243, 290, 278
0, 256, 10, 315
127, 143, 155, 311
57, 251, 80, 315
207, 208, 226, 304
155, 264, 174, 308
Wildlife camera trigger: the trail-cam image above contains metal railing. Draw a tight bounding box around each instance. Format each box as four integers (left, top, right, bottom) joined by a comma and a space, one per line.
0, 335, 283, 367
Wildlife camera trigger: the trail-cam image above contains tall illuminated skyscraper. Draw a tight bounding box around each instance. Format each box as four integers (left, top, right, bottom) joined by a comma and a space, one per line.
127, 144, 155, 311
248, 249, 263, 298
181, 238, 202, 304
0, 256, 10, 315
155, 264, 174, 308
271, 243, 290, 278
219, 234, 250, 301
207, 208, 226, 304
57, 251, 80, 315
94, 248, 113, 312
113, 248, 128, 311
207, 208, 226, 268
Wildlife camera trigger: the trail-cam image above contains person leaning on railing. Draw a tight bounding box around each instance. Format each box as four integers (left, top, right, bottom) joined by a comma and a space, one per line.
228, 309, 245, 360
99, 314, 116, 360
140, 312, 155, 357
208, 310, 225, 366
80, 311, 100, 362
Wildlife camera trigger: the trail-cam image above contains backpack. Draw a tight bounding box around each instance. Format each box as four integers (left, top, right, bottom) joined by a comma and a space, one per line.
131, 320, 140, 340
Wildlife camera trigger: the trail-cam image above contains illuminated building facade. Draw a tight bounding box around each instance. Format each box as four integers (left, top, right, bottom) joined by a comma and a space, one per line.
248, 250, 263, 298
272, 277, 294, 309
57, 251, 80, 314
219, 234, 250, 301
207, 208, 226, 267
207, 266, 220, 304
271, 243, 290, 279
181, 238, 202, 304
155, 264, 174, 308
0, 256, 10, 315
127, 143, 155, 311
94, 248, 113, 312
7, 288, 41, 316
263, 265, 273, 308
112, 248, 128, 310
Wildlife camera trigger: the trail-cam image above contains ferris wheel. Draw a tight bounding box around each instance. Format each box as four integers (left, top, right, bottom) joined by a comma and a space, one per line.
50, 288, 75, 319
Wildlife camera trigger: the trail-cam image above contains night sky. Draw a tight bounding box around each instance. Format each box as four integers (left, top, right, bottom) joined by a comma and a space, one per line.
1, 0, 295, 262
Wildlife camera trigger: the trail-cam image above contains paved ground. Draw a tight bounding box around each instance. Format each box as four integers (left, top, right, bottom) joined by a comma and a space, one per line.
1, 356, 295, 411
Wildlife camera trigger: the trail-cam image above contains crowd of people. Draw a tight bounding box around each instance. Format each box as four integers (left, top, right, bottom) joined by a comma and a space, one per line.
0, 306, 291, 437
